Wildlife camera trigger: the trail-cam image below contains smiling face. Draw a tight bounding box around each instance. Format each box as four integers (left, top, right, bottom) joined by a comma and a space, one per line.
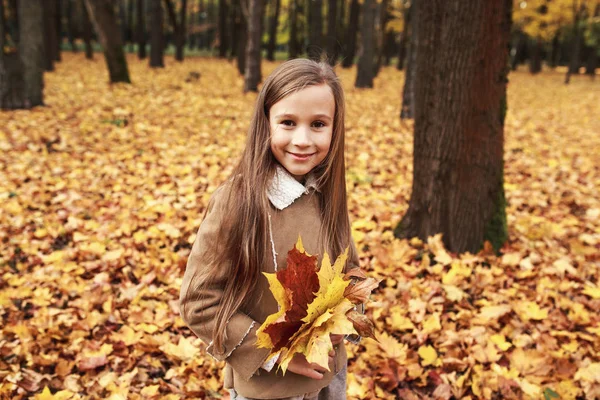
268, 84, 335, 182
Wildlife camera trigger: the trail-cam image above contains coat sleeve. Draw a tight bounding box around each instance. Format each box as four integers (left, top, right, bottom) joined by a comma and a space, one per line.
179, 185, 271, 381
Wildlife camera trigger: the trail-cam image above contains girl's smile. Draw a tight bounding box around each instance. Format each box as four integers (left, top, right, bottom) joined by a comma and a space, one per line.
268, 84, 335, 182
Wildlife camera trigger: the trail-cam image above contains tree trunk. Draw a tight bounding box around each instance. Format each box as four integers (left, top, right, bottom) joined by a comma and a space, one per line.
549, 31, 560, 68
127, 0, 134, 52
307, 0, 323, 61
394, 0, 511, 254
355, 0, 375, 88
396, 3, 410, 70
5, 0, 19, 45
66, 0, 78, 51
84, 0, 131, 83
325, 0, 337, 65
81, 0, 94, 59
137, 0, 147, 58
342, 0, 359, 68
218, 0, 229, 57
400, 0, 417, 119
586, 47, 597, 78
374, 0, 387, 75
529, 37, 542, 74
42, 1, 56, 71
150, 0, 164, 67
1, 0, 45, 109
266, 0, 280, 61
55, 0, 62, 61
566, 1, 584, 84
235, 1, 247, 74
288, 0, 299, 59
244, 0, 264, 92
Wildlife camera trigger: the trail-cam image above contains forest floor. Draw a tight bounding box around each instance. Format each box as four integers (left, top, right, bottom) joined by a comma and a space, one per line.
1, 53, 599, 399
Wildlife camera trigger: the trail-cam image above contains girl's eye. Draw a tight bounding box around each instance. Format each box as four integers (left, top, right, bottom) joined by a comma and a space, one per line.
312, 121, 326, 128
281, 120, 295, 126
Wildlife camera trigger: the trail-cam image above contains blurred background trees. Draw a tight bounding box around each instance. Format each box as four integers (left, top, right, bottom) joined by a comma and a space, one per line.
2, 0, 597, 92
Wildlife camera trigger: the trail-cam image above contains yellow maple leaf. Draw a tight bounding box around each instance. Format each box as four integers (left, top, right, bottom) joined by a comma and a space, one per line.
256, 272, 292, 349
418, 345, 438, 366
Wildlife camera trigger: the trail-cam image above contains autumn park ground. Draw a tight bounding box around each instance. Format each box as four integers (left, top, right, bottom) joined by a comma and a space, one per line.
0, 53, 599, 399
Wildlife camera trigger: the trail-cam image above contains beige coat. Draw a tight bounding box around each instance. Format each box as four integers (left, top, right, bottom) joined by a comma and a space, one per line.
179, 171, 360, 399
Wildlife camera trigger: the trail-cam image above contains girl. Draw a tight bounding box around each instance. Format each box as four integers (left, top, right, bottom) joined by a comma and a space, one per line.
179, 58, 362, 400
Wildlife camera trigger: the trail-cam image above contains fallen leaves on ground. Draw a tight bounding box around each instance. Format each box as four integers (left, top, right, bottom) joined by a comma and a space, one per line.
0, 54, 599, 399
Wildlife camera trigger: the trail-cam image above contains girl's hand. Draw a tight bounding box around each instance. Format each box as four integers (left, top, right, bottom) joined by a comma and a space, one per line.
283, 352, 334, 380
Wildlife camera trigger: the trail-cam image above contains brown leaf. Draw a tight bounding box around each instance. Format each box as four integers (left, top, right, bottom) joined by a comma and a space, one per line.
343, 277, 379, 304
344, 268, 367, 280
346, 309, 377, 340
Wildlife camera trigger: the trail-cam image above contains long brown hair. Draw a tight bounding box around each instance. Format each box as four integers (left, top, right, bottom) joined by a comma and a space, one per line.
182, 58, 356, 356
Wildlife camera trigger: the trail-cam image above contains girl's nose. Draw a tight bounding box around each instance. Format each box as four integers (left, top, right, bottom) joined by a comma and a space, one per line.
291, 126, 310, 147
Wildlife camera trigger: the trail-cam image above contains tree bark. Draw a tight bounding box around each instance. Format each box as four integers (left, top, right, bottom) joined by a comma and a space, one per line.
355, 0, 375, 88
341, 0, 359, 68
325, 0, 337, 65
307, 0, 323, 61
137, 0, 147, 58
84, 0, 131, 83
218, 0, 229, 57
244, 0, 264, 92
150, 0, 164, 67
266, 0, 281, 61
394, 0, 511, 254
1, 0, 45, 109
400, 0, 417, 119
288, 0, 299, 59
81, 0, 94, 59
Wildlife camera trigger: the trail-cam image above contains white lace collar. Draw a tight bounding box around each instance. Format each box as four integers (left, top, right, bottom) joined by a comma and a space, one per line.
267, 165, 320, 210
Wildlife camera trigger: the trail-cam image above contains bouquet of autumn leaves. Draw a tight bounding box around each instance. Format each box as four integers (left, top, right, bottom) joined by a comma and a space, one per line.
256, 236, 379, 374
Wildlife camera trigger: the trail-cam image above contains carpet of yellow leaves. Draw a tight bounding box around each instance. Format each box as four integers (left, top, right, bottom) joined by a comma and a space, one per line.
0, 53, 599, 399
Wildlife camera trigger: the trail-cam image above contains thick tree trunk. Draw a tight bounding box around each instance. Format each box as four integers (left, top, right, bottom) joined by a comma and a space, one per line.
137, 0, 147, 58
150, 0, 164, 67
307, 0, 323, 61
5, 0, 19, 45
288, 0, 299, 59
396, 3, 410, 70
84, 0, 131, 83
244, 0, 264, 92
355, 0, 375, 87
1, 0, 45, 109
529, 37, 542, 74
394, 0, 511, 254
400, 0, 417, 119
325, 0, 337, 65
341, 0, 359, 68
81, 0, 94, 59
266, 0, 280, 61
218, 0, 229, 57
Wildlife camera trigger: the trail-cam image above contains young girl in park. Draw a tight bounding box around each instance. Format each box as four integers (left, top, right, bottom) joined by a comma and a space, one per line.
179, 58, 361, 400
